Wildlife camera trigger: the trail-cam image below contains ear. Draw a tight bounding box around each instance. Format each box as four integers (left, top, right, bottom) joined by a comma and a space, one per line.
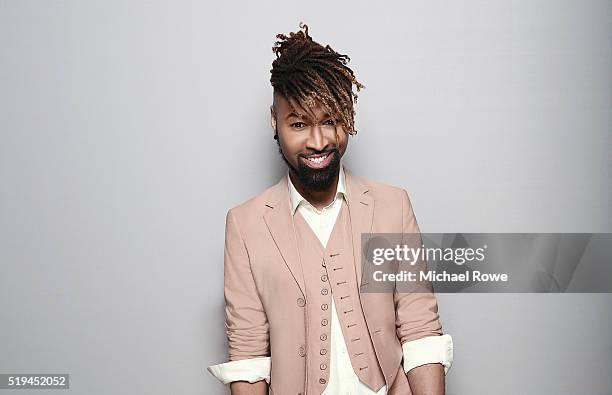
270, 105, 277, 129
270, 105, 276, 127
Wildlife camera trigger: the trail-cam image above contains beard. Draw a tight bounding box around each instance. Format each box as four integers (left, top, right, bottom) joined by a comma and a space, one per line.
276, 140, 341, 192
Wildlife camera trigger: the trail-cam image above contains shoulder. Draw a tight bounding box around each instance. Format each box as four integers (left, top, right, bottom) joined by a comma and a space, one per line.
349, 172, 419, 230
224, 180, 281, 229
348, 171, 411, 206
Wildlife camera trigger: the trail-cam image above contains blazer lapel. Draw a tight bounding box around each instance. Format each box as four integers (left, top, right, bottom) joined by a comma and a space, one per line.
262, 167, 375, 297
345, 168, 392, 377
263, 174, 306, 296
343, 167, 375, 288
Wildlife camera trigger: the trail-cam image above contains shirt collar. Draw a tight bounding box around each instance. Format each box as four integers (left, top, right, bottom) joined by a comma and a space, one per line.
287, 163, 347, 214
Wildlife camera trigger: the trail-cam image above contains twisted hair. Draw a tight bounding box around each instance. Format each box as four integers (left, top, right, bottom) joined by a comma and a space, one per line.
270, 22, 365, 135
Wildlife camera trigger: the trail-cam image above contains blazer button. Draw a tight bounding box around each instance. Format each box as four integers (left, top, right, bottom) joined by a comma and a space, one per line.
321, 319, 328, 326
319, 378, 326, 384
298, 345, 306, 357
320, 363, 327, 370
297, 298, 306, 307
320, 334, 327, 341
321, 289, 328, 295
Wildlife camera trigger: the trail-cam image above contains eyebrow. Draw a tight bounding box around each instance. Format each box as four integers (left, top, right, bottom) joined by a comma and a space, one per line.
285, 111, 332, 121
285, 111, 305, 120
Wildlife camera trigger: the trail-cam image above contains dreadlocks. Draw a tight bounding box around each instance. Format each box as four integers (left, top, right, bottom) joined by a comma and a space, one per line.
270, 22, 365, 135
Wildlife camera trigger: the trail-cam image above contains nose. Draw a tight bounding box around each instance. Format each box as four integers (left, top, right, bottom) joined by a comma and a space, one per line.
306, 124, 329, 152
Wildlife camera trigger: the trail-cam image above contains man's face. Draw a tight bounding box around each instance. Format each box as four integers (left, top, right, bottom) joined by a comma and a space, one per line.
271, 93, 349, 191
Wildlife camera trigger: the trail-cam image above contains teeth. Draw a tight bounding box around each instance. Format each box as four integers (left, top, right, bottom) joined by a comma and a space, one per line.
307, 154, 327, 163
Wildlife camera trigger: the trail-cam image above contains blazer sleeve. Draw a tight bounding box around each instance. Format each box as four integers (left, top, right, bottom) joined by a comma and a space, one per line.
395, 189, 454, 374
394, 189, 443, 344
223, 209, 270, 361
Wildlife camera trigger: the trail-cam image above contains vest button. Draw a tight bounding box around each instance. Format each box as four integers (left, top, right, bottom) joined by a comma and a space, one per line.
320, 348, 327, 355
297, 298, 306, 307
321, 303, 328, 311
321, 275, 328, 282
320, 363, 327, 370
321, 319, 328, 326
319, 378, 326, 384
320, 334, 327, 341
321, 289, 328, 295
321, 259, 326, 268
298, 345, 305, 357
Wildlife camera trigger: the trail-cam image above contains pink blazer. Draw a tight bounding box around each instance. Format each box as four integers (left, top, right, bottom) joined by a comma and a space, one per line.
222, 167, 443, 394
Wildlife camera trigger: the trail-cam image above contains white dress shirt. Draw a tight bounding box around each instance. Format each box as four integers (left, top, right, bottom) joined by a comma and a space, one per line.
208, 164, 453, 393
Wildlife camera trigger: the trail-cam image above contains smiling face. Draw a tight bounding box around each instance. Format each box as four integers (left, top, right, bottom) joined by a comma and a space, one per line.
271, 92, 349, 192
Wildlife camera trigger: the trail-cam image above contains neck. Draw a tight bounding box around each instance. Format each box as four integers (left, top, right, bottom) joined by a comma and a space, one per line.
289, 168, 340, 211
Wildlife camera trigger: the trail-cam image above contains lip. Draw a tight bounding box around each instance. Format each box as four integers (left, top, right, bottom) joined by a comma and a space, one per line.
304, 152, 330, 159
300, 151, 334, 169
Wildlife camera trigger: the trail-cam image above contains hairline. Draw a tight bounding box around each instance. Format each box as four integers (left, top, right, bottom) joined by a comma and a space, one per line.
272, 89, 345, 122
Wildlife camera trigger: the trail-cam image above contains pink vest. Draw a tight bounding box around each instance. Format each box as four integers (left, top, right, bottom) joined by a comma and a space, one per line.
293, 199, 386, 394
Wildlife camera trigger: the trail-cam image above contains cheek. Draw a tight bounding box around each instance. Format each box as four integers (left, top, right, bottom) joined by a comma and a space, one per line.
336, 129, 349, 153
339, 140, 348, 156
279, 134, 303, 157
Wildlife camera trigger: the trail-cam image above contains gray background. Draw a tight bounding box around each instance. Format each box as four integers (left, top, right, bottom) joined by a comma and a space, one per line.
0, 1, 610, 394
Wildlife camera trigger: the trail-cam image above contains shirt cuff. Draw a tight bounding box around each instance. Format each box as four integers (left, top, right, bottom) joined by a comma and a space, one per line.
402, 334, 453, 375
206, 357, 271, 385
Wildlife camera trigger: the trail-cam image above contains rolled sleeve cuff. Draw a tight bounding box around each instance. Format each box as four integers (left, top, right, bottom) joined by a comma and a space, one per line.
206, 356, 271, 385
402, 334, 453, 375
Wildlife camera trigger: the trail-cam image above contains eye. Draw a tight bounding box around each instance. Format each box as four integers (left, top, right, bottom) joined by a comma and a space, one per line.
291, 122, 306, 129
323, 119, 336, 126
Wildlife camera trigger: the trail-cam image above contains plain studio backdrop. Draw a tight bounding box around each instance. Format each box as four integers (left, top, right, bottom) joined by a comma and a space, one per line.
0, 1, 610, 394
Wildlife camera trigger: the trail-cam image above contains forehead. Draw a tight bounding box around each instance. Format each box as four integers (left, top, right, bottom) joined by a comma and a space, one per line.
274, 93, 331, 120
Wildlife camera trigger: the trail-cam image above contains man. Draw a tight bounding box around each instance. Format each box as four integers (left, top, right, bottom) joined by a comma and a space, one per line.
208, 23, 453, 394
